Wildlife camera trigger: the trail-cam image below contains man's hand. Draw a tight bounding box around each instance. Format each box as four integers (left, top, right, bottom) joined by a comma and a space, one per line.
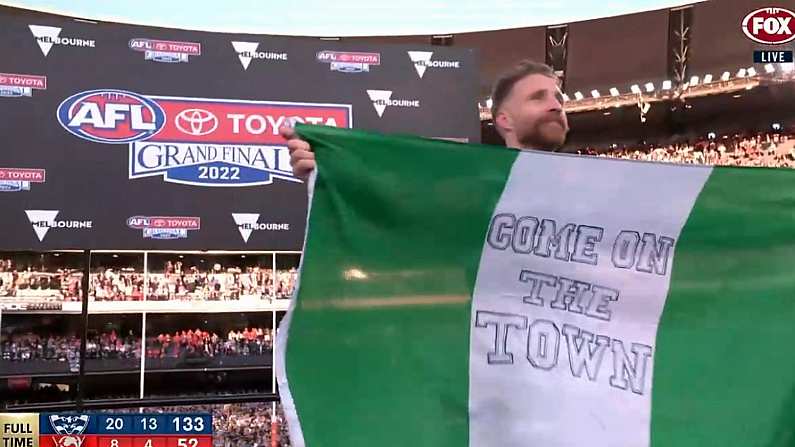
280, 126, 315, 181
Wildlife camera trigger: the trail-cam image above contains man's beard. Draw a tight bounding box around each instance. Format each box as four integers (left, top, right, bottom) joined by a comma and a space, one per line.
518, 119, 568, 151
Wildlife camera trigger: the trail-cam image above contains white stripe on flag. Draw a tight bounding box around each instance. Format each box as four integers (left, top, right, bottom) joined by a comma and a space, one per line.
469, 153, 711, 447
275, 169, 318, 447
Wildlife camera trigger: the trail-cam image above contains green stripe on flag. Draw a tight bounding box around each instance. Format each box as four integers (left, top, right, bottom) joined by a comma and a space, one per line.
286, 125, 518, 447
653, 167, 795, 446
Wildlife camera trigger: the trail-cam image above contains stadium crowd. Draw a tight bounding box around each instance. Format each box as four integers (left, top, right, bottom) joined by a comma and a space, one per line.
0, 259, 299, 302
147, 261, 297, 301
1, 327, 274, 362
0, 260, 83, 301
1, 330, 139, 362
147, 327, 275, 358
578, 129, 795, 167
211, 403, 290, 447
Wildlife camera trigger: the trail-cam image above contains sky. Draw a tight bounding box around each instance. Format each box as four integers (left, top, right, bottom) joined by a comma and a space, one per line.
1, 0, 698, 36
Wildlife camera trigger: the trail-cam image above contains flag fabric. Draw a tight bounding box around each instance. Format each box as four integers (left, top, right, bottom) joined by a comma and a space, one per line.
275, 124, 795, 447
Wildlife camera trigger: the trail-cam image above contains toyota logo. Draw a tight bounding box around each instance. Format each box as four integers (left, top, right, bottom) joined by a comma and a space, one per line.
175, 108, 218, 136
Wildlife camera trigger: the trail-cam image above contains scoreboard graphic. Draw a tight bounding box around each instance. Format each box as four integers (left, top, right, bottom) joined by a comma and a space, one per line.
1, 413, 212, 447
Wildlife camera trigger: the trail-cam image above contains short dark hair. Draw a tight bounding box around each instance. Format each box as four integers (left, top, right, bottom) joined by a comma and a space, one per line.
490, 60, 557, 118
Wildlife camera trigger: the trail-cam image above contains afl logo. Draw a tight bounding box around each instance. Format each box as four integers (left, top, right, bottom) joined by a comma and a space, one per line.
742, 8, 795, 45
175, 108, 218, 136
57, 89, 166, 144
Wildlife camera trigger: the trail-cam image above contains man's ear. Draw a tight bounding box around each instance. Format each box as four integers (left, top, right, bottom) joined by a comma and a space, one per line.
495, 111, 513, 135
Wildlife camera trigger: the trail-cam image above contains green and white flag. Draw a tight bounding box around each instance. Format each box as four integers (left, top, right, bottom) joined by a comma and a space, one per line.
276, 124, 795, 447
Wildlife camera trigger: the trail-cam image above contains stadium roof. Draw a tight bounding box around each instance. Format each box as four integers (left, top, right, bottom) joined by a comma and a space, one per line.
0, 0, 700, 37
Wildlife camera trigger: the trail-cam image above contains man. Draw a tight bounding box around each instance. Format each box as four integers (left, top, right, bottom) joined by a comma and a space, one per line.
280, 60, 569, 180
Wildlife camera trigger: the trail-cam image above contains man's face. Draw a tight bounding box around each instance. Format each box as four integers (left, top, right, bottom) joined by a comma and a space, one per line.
497, 74, 569, 149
